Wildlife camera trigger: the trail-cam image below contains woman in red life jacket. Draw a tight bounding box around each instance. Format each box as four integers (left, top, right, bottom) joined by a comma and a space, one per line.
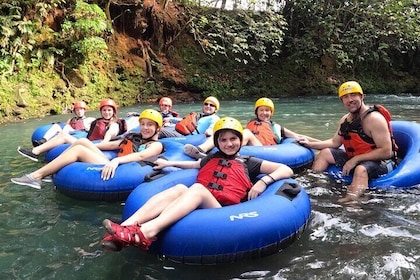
298, 81, 395, 203
11, 109, 164, 190
17, 99, 126, 162
100, 117, 293, 252
184, 97, 319, 159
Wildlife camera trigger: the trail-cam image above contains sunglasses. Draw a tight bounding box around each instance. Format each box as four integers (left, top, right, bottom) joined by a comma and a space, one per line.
204, 102, 216, 108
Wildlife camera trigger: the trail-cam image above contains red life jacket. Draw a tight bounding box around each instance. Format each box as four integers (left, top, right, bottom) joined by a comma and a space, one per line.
246, 119, 280, 145
87, 118, 109, 141
339, 105, 398, 158
68, 116, 85, 131
87, 118, 127, 141
175, 112, 200, 135
196, 155, 253, 206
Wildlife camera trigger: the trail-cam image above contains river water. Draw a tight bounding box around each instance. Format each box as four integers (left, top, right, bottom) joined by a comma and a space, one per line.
1, 95, 419, 279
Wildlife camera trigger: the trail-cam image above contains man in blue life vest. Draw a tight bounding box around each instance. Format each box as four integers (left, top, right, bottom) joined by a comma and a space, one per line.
298, 81, 395, 203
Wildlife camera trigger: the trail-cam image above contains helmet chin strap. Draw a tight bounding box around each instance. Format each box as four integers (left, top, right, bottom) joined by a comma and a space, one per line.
218, 150, 239, 158
141, 128, 159, 141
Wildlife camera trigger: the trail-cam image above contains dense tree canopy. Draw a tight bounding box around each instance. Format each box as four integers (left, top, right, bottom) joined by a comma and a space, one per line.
0, 0, 419, 123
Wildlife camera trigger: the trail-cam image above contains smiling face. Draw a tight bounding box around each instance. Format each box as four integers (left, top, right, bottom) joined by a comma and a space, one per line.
139, 118, 158, 139
256, 106, 272, 122
100, 105, 115, 120
340, 92, 364, 114
202, 101, 217, 115
159, 103, 171, 114
216, 130, 241, 156
73, 107, 86, 118
159, 102, 171, 114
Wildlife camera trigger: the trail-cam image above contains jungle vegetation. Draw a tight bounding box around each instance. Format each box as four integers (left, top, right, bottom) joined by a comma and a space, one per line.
1, 0, 419, 123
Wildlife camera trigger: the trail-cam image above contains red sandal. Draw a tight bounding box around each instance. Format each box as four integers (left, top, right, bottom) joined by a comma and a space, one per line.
100, 233, 125, 252
102, 219, 154, 250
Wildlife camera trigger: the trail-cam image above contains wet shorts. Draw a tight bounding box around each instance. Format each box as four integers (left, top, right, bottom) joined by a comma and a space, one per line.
330, 148, 394, 180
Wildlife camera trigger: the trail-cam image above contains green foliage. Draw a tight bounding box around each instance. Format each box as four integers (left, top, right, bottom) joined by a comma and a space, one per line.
60, 0, 111, 64
0, 0, 66, 75
283, 0, 420, 75
1, 0, 420, 124
188, 8, 287, 64
0, 0, 123, 123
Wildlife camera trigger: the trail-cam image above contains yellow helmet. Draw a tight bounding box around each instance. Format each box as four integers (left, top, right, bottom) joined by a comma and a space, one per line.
203, 96, 220, 111
254, 97, 275, 115
213, 117, 243, 148
338, 81, 364, 98
139, 109, 163, 128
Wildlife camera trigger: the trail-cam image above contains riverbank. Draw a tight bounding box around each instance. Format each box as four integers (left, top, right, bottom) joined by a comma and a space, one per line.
2, 1, 419, 125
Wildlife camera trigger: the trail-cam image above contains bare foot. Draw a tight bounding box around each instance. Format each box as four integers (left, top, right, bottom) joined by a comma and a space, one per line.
338, 193, 362, 203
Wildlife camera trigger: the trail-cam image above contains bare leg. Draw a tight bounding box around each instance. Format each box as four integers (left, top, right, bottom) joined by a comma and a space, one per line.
42, 124, 63, 141
139, 183, 221, 239
242, 129, 262, 146
32, 132, 77, 155
30, 140, 109, 180
122, 184, 189, 226
197, 136, 215, 152
339, 165, 368, 203
312, 148, 335, 172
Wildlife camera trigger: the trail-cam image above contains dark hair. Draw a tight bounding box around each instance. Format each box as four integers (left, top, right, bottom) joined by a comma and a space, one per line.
214, 129, 243, 149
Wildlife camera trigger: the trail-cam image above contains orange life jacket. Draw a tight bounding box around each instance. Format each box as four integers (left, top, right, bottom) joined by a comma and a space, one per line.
246, 119, 281, 145
117, 133, 153, 157
339, 105, 398, 159
175, 112, 200, 135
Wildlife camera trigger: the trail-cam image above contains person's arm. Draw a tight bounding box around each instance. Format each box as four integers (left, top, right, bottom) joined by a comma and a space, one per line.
100, 141, 163, 180
153, 158, 201, 170
300, 131, 342, 150
298, 116, 346, 150
61, 117, 77, 134
61, 123, 74, 134
83, 117, 96, 132
248, 160, 294, 200
101, 122, 121, 143
126, 112, 140, 117
283, 127, 320, 142
95, 139, 122, 150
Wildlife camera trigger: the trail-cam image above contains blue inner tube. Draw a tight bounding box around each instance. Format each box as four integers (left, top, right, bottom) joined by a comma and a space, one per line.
44, 133, 208, 162
327, 120, 420, 190
31, 122, 87, 146
159, 133, 207, 146
53, 141, 192, 201
122, 169, 311, 264
239, 138, 315, 171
